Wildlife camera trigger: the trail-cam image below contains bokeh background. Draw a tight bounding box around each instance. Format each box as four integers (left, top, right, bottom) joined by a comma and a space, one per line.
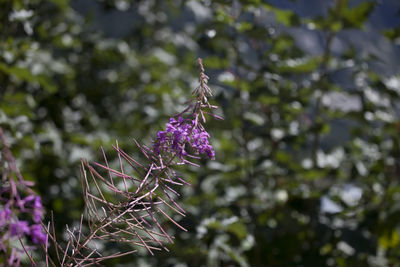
1, 0, 400, 266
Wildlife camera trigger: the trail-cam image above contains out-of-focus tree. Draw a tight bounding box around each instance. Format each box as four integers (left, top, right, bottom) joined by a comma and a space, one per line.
1, 0, 400, 266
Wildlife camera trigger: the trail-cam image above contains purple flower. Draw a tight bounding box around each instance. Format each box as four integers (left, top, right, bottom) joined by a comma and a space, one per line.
16, 197, 26, 212
10, 220, 30, 237
33, 196, 43, 210
32, 196, 43, 223
191, 128, 215, 158
30, 224, 46, 244
0, 207, 11, 228
154, 116, 215, 159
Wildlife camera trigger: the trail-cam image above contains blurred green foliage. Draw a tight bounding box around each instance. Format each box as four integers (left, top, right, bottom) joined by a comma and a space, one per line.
1, 0, 400, 266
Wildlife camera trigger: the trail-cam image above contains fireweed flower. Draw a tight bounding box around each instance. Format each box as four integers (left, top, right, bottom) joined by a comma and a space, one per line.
0, 127, 47, 266
33, 196, 44, 223
154, 117, 215, 160
30, 224, 47, 244
0, 192, 46, 240
10, 220, 30, 237
0, 207, 11, 228
0, 189, 47, 262
154, 59, 219, 163
38, 58, 220, 266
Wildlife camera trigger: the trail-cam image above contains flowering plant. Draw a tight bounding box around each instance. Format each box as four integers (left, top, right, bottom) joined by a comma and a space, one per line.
0, 59, 219, 266
0, 128, 47, 266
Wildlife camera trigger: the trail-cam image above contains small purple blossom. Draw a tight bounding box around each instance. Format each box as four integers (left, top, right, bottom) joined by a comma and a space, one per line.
10, 220, 30, 237
0, 207, 11, 228
30, 224, 47, 244
33, 196, 43, 223
192, 128, 215, 158
24, 195, 35, 203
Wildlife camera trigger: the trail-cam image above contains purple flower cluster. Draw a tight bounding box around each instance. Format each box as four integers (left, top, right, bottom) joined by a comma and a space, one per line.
0, 194, 46, 244
154, 117, 215, 160
1, 189, 47, 265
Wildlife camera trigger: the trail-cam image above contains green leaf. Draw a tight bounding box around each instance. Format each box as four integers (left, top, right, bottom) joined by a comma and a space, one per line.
276, 57, 320, 73
262, 4, 300, 26
207, 220, 223, 230
203, 56, 229, 69
341, 1, 376, 29
235, 21, 253, 33
379, 230, 400, 249
227, 221, 248, 240
330, 21, 343, 32
215, 8, 234, 25
1, 92, 34, 118
259, 95, 280, 105
0, 63, 57, 93
383, 26, 400, 41
48, 0, 69, 10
